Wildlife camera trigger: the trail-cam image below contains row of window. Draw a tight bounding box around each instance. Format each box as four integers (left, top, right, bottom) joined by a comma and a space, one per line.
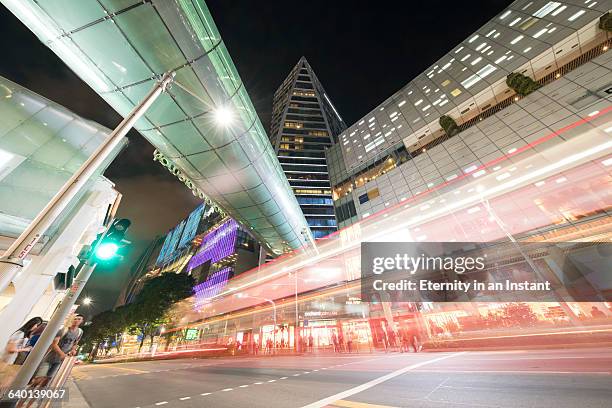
292, 90, 315, 97
294, 188, 332, 195
307, 218, 337, 227
297, 197, 333, 205
335, 200, 357, 223
285, 114, 325, 123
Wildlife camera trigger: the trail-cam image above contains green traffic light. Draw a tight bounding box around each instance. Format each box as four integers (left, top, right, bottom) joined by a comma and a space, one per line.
95, 242, 119, 260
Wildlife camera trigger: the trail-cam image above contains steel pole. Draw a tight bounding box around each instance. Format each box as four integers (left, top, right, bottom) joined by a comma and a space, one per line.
294, 272, 299, 353
1, 260, 95, 406
0, 72, 174, 295
271, 300, 277, 354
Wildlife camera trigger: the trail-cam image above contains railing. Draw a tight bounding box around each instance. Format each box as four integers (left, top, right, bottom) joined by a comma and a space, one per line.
13, 357, 77, 408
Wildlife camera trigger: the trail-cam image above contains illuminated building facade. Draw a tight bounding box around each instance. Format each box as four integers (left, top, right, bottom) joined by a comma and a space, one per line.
270, 57, 347, 239
327, 0, 612, 228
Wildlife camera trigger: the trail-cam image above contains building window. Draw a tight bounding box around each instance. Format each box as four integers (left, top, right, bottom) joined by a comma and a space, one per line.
293, 90, 316, 97
284, 121, 303, 129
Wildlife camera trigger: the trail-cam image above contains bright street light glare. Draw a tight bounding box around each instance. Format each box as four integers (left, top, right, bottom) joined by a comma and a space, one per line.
95, 242, 119, 260
213, 106, 233, 126
83, 297, 93, 305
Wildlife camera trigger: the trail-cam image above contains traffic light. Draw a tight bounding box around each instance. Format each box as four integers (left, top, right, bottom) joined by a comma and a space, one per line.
94, 218, 131, 261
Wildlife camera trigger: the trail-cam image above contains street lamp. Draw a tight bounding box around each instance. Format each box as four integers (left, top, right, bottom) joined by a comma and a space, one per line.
82, 297, 93, 306
213, 106, 233, 126
235, 293, 276, 353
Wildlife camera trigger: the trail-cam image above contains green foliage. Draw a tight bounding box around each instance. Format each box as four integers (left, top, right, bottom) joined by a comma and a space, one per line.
599, 12, 612, 32
84, 273, 194, 353
439, 115, 459, 136
506, 72, 541, 96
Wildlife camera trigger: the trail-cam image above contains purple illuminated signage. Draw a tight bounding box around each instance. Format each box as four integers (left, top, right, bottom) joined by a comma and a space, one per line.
193, 267, 232, 304
187, 219, 238, 272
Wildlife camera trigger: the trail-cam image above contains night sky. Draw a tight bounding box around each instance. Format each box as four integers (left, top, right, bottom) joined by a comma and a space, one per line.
0, 0, 512, 316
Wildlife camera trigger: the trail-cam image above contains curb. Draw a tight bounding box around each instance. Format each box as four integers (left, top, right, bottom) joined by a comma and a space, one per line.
62, 379, 90, 408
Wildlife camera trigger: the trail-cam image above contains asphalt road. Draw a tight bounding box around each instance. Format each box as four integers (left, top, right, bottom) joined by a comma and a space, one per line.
71, 348, 612, 408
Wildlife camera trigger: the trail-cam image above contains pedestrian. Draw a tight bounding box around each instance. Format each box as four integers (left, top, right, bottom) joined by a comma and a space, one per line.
14, 322, 48, 366
400, 328, 409, 353
346, 331, 354, 353
30, 314, 84, 388
406, 323, 419, 353
1, 317, 43, 392
308, 334, 314, 352
331, 332, 339, 353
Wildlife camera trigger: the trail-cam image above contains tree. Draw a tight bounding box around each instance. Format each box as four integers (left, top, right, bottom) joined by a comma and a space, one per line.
439, 115, 459, 137
129, 273, 194, 352
84, 273, 194, 356
506, 72, 541, 96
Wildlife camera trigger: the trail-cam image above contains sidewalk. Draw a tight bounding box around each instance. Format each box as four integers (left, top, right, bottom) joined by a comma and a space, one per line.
62, 379, 89, 408
424, 325, 612, 351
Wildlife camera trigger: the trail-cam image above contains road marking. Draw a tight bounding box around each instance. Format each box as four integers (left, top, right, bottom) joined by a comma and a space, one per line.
280, 377, 288, 379
300, 353, 465, 408
293, 373, 301, 376
411, 369, 611, 375
332, 400, 399, 408
155, 402, 168, 406
222, 388, 233, 391
201, 393, 211, 396
109, 366, 150, 374
239, 385, 249, 388
179, 397, 191, 401
268, 380, 276, 383
254, 382, 263, 385
313, 369, 319, 371
304, 371, 310, 374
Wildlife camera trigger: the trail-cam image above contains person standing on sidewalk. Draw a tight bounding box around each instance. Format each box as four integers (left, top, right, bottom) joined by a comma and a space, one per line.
0, 317, 42, 393
29, 315, 84, 387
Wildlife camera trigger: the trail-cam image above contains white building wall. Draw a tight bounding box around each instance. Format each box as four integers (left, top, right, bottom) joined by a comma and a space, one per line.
0, 177, 119, 347
352, 51, 612, 220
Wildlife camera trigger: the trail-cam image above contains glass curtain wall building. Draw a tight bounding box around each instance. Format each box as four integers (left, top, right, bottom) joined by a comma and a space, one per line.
270, 57, 347, 239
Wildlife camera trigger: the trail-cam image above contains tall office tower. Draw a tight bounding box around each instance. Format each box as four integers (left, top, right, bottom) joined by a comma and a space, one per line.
270, 57, 347, 239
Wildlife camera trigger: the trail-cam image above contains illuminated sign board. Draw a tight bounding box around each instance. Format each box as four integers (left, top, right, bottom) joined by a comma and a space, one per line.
185, 328, 199, 340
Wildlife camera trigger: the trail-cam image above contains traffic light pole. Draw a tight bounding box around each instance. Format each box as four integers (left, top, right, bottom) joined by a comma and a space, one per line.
0, 72, 175, 295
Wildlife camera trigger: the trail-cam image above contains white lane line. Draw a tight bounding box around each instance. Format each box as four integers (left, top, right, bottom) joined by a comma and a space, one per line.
222, 388, 233, 392
313, 369, 319, 372
280, 377, 288, 380
179, 397, 191, 401
300, 352, 465, 408
303, 371, 310, 374
293, 374, 300, 376
201, 393, 211, 396
254, 382, 263, 385
268, 380, 276, 383
239, 385, 249, 388
155, 402, 168, 406
411, 369, 611, 375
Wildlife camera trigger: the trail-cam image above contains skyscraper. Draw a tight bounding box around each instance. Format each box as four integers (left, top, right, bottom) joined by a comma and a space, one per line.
270, 57, 347, 239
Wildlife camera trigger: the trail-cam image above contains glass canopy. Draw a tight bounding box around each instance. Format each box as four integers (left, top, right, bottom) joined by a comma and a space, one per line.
1, 0, 311, 254
0, 76, 124, 245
